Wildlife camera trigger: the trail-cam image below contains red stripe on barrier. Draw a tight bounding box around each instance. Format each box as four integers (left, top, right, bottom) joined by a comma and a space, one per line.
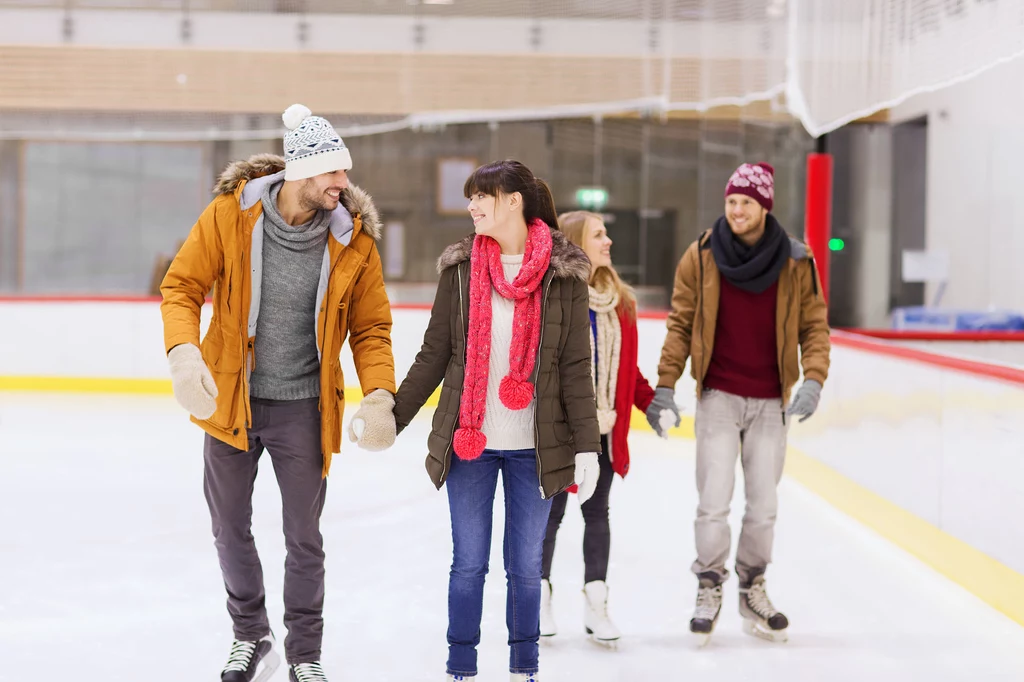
0, 297, 444, 310
0, 295, 167, 304
839, 328, 1024, 342
832, 331, 1024, 386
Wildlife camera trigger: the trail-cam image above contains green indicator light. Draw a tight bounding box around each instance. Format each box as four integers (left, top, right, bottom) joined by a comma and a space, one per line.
828, 238, 845, 251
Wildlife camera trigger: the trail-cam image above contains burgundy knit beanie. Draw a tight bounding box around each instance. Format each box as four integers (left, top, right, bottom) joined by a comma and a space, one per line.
725, 162, 775, 212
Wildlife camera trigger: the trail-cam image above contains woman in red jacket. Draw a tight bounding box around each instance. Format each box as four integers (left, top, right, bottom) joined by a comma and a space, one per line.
539, 211, 678, 646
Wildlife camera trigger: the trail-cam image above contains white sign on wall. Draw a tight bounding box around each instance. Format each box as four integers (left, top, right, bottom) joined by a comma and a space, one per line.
902, 250, 950, 283
437, 157, 477, 216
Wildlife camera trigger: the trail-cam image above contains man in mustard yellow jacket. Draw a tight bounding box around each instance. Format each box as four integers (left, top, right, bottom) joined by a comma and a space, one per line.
160, 104, 396, 682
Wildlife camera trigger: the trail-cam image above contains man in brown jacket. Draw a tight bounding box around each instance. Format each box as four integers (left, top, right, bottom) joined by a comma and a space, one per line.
649, 162, 830, 646
160, 104, 396, 682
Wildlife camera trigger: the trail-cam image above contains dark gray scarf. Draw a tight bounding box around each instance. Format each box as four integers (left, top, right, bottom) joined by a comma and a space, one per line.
709, 213, 791, 294
261, 180, 330, 251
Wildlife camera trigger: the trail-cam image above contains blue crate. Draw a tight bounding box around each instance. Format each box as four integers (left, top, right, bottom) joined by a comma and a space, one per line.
892, 307, 1024, 332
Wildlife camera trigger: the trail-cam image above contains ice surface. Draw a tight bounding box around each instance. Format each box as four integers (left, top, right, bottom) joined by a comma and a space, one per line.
1, 393, 1023, 681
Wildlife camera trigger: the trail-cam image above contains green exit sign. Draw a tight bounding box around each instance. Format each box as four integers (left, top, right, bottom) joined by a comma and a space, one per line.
575, 187, 609, 210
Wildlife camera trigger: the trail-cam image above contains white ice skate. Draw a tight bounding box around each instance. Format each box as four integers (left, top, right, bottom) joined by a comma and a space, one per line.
540, 579, 557, 637
583, 580, 621, 648
689, 578, 723, 647
510, 674, 539, 682
446, 675, 476, 681
220, 632, 280, 682
739, 575, 789, 643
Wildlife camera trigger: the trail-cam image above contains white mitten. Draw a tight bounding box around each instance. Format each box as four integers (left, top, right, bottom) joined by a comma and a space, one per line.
167, 343, 218, 419
574, 452, 600, 504
347, 389, 396, 451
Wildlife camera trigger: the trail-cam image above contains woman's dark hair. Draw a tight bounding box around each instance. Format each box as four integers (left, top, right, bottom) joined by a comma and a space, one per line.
463, 159, 559, 231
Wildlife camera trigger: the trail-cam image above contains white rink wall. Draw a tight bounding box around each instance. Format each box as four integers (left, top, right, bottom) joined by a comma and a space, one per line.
2, 301, 1023, 575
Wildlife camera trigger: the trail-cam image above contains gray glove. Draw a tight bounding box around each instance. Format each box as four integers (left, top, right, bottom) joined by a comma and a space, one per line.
786, 379, 822, 422
645, 387, 681, 438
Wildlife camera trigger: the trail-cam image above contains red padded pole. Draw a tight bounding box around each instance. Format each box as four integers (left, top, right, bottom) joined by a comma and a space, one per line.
804, 152, 834, 302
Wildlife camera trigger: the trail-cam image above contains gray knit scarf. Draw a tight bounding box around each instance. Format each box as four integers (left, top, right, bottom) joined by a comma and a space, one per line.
261, 181, 331, 249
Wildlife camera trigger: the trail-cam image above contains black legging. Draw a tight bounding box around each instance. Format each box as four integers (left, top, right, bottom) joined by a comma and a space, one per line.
541, 435, 614, 584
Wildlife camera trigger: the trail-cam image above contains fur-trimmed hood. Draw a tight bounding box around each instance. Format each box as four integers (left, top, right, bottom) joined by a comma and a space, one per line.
213, 153, 382, 240
436, 229, 590, 282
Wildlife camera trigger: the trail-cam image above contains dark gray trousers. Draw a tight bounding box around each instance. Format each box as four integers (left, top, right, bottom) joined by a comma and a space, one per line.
541, 435, 614, 584
203, 397, 327, 665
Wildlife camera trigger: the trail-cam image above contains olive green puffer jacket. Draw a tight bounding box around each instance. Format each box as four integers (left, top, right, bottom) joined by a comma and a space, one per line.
394, 229, 601, 499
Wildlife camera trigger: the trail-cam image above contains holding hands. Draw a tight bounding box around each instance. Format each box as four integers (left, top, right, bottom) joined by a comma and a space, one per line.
645, 387, 681, 439
348, 389, 397, 451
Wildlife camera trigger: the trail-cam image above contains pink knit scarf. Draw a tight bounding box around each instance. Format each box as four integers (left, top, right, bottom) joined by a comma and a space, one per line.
453, 219, 553, 460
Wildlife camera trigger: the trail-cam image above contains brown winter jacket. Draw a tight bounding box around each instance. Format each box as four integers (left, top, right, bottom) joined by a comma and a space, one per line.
657, 228, 830, 404
160, 154, 396, 476
393, 229, 602, 499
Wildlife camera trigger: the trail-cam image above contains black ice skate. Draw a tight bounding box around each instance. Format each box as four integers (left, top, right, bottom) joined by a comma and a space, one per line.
221, 633, 280, 682
689, 576, 723, 647
290, 661, 329, 682
739, 575, 789, 642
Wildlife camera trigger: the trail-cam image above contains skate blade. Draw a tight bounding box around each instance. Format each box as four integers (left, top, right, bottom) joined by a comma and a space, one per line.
691, 629, 713, 647
585, 627, 620, 649
251, 650, 282, 682
742, 618, 788, 643
588, 635, 619, 650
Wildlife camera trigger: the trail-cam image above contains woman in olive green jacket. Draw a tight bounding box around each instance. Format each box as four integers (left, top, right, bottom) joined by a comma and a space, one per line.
392, 159, 601, 682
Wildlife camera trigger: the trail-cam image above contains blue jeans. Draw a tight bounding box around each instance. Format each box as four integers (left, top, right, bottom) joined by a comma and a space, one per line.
445, 448, 553, 677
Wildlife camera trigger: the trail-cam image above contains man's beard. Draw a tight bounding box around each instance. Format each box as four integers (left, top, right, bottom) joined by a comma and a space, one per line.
299, 183, 339, 212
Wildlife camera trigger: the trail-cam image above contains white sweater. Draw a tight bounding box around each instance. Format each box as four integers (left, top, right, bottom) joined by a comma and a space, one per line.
480, 254, 537, 451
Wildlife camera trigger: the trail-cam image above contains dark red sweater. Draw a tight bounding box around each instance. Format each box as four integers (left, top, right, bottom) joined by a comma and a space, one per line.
703, 277, 781, 399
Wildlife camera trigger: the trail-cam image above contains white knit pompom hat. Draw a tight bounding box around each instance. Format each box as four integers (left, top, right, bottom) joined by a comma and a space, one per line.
281, 103, 353, 181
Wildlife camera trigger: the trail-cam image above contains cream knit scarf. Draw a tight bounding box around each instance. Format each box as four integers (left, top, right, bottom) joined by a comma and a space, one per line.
589, 282, 621, 435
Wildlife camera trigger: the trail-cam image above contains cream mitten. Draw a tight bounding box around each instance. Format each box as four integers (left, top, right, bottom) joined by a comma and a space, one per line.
167, 343, 218, 420
348, 389, 396, 451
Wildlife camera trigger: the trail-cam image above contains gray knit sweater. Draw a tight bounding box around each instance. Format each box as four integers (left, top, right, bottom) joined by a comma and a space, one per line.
248, 181, 330, 400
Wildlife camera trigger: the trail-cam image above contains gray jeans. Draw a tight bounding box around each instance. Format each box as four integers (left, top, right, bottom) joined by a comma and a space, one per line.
203, 397, 327, 665
692, 388, 788, 586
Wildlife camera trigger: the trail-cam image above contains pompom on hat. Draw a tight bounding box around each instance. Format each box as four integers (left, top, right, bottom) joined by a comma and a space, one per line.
725, 162, 775, 212
281, 103, 353, 181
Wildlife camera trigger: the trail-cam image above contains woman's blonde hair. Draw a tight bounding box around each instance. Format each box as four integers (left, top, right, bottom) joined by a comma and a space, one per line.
557, 210, 636, 319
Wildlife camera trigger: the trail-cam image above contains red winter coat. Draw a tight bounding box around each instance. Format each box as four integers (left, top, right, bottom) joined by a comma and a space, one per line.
610, 305, 656, 477
569, 304, 656, 492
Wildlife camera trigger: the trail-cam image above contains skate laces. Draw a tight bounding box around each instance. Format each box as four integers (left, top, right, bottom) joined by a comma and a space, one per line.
292, 661, 328, 682
744, 581, 778, 619
222, 640, 257, 672
694, 583, 722, 620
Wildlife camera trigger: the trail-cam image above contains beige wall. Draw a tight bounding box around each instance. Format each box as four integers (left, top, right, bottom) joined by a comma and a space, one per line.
0, 45, 793, 117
